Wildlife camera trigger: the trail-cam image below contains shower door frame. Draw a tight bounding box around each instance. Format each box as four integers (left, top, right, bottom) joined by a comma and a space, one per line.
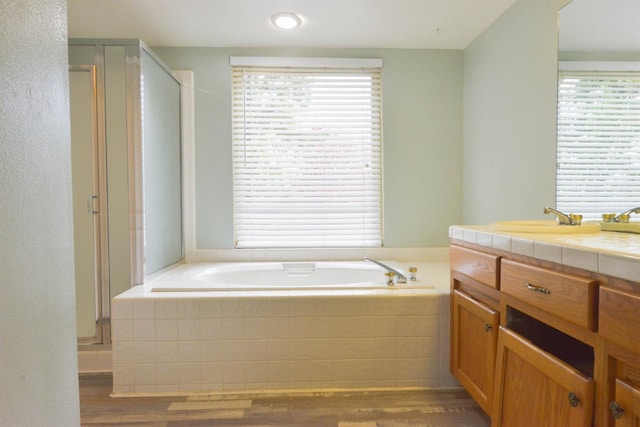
69, 64, 111, 345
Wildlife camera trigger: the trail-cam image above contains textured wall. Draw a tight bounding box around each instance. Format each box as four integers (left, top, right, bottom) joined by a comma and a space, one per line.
0, 0, 80, 424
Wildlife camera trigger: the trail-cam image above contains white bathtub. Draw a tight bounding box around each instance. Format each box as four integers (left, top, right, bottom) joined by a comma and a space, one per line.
149, 261, 435, 292
112, 260, 455, 395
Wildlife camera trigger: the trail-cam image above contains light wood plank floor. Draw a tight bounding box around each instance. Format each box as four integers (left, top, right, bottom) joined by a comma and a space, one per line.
80, 374, 491, 427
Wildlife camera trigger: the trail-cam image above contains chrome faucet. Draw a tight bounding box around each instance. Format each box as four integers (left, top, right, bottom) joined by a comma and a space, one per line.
364, 257, 407, 284
614, 207, 640, 223
543, 207, 582, 225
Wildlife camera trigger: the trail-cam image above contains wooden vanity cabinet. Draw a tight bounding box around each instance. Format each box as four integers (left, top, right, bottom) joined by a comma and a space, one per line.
450, 238, 640, 426
450, 245, 500, 414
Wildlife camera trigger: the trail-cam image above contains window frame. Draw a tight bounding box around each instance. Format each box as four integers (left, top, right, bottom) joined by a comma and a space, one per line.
230, 57, 384, 249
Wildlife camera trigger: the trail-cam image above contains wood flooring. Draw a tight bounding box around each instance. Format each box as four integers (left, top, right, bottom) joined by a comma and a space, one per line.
80, 374, 491, 427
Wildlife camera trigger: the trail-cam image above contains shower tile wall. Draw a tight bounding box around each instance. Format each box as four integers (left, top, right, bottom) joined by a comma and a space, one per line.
112, 291, 456, 394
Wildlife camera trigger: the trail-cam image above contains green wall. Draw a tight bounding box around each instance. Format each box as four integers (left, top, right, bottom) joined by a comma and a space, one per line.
462, 0, 560, 224
151, 47, 464, 248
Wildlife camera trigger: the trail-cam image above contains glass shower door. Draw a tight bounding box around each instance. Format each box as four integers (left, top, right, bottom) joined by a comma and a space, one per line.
69, 65, 107, 344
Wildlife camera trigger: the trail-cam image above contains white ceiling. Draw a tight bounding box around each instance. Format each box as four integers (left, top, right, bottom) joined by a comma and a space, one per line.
66, 0, 639, 52
66, 0, 517, 49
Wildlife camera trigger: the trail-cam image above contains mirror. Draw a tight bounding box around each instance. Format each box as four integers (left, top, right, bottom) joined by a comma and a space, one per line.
556, 0, 640, 221
559, 0, 640, 58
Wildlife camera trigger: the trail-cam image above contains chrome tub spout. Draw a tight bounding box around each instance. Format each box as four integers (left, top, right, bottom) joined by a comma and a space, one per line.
364, 257, 407, 284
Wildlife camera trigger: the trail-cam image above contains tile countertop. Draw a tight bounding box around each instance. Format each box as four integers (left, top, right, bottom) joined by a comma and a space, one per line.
449, 225, 640, 283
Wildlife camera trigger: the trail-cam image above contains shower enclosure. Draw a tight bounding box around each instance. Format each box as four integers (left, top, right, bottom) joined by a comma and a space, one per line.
68, 39, 183, 345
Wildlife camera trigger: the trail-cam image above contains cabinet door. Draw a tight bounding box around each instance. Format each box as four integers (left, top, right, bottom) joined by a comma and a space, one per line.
492, 327, 594, 427
452, 289, 499, 414
600, 287, 640, 355
611, 379, 640, 426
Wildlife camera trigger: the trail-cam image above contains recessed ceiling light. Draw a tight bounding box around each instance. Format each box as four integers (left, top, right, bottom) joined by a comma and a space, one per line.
271, 12, 302, 30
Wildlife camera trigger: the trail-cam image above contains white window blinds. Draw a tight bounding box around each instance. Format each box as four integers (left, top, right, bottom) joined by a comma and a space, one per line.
231, 60, 383, 248
557, 70, 640, 220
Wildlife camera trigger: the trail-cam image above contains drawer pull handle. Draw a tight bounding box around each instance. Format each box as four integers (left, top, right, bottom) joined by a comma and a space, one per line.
525, 283, 551, 294
484, 323, 492, 333
610, 401, 624, 419
568, 392, 579, 407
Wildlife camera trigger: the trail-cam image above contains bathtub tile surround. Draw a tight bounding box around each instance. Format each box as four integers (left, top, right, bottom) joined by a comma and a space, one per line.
111, 261, 455, 395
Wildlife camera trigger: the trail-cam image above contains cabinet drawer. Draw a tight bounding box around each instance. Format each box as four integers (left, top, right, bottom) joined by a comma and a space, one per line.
450, 245, 500, 289
501, 259, 598, 330
600, 287, 640, 354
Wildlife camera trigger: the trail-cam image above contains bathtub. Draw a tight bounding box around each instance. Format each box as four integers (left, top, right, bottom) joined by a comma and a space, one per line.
111, 260, 456, 395
148, 261, 434, 292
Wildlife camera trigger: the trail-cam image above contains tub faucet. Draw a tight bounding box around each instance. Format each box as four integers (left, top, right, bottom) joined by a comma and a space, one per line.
614, 207, 640, 223
543, 207, 582, 225
364, 257, 407, 284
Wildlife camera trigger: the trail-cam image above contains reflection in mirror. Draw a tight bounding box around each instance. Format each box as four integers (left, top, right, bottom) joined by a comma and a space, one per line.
556, 0, 640, 221
559, 0, 640, 56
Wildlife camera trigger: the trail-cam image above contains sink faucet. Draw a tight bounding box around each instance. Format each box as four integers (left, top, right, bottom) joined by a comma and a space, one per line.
614, 207, 640, 223
364, 258, 407, 284
543, 207, 582, 225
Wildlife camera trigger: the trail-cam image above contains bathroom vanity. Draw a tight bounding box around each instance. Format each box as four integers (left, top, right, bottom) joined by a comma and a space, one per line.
449, 225, 640, 426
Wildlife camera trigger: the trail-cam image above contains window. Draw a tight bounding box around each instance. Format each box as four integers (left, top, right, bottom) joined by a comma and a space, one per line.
556, 66, 640, 221
231, 57, 383, 248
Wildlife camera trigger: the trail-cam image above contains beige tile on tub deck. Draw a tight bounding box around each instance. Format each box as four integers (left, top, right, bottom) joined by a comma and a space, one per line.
155, 341, 178, 363
178, 318, 201, 341
155, 299, 178, 319
156, 362, 179, 385
133, 319, 156, 341
133, 299, 155, 319
222, 318, 245, 340
199, 299, 223, 318
111, 319, 133, 342
178, 299, 200, 319
111, 298, 133, 319
397, 337, 420, 358
397, 315, 420, 337
201, 340, 223, 362
178, 340, 201, 363
223, 298, 246, 317
265, 317, 289, 339
132, 342, 156, 363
